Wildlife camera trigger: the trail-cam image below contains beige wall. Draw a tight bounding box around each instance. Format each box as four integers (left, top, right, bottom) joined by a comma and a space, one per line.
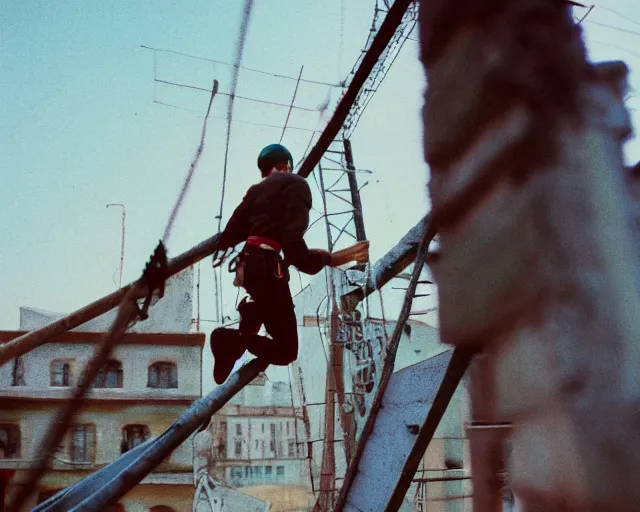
226, 416, 300, 461
0, 403, 193, 469
0, 340, 202, 397
0, 331, 204, 512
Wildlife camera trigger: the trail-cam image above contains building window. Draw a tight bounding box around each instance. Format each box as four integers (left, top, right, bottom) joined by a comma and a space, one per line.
286, 421, 290, 436
121, 425, 150, 453
50, 360, 71, 387
229, 466, 243, 486
255, 439, 259, 450
235, 424, 242, 436
265, 465, 273, 480
234, 439, 242, 457
11, 357, 26, 386
270, 423, 276, 452
261, 423, 265, 433
0, 424, 20, 459
147, 362, 177, 389
67, 424, 96, 462
276, 465, 285, 481
94, 360, 123, 388
288, 439, 296, 458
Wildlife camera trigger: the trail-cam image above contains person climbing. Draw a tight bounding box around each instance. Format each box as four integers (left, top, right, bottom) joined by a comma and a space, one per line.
210, 143, 369, 384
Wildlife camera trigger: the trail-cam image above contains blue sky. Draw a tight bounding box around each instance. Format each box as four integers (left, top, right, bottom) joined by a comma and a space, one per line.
2, 1, 640, 387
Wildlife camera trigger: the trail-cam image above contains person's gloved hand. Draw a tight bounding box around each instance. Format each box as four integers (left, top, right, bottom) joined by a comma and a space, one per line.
329, 240, 370, 267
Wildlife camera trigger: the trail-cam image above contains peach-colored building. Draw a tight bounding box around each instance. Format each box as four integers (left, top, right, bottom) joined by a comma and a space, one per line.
0, 330, 204, 512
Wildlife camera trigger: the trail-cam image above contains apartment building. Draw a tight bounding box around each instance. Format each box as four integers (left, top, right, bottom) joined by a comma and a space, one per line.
205, 374, 312, 511
0, 268, 204, 511
0, 329, 204, 511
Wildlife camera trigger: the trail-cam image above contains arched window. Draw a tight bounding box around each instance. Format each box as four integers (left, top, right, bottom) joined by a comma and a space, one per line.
50, 360, 71, 387
0, 424, 20, 459
147, 362, 177, 389
94, 359, 123, 388
121, 424, 151, 453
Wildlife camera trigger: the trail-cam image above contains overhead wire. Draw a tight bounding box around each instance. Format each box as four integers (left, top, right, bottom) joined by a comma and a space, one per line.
586, 19, 640, 38
141, 44, 343, 87
589, 40, 640, 61
154, 78, 320, 112
591, 6, 640, 29
153, 100, 317, 132
280, 66, 305, 144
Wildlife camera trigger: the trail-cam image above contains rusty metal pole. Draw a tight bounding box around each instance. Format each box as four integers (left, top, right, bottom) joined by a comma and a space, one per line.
467, 355, 508, 512
343, 138, 367, 243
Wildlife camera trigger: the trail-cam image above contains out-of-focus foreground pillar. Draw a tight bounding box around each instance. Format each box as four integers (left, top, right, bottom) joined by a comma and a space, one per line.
419, 0, 640, 510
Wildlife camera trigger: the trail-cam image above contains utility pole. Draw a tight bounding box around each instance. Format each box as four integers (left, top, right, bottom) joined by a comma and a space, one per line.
106, 204, 126, 289
314, 163, 338, 511
343, 138, 367, 242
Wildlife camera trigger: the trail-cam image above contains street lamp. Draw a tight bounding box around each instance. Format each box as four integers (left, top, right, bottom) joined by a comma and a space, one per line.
106, 203, 126, 289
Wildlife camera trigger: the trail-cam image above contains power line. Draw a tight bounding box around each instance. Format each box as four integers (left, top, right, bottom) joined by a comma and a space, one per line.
589, 40, 640, 61
596, 6, 640, 30
153, 100, 317, 132
587, 19, 640, 38
141, 44, 343, 88
280, 66, 305, 143
155, 78, 321, 112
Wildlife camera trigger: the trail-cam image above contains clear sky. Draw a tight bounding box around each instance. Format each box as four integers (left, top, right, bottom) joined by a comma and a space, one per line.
2, 1, 640, 390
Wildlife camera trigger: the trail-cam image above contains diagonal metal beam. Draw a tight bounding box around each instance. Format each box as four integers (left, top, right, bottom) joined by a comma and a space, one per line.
383, 348, 474, 511
35, 358, 268, 512
341, 214, 434, 312
297, 0, 415, 178
334, 226, 432, 511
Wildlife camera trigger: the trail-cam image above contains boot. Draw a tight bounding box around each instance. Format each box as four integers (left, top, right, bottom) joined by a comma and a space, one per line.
210, 328, 247, 384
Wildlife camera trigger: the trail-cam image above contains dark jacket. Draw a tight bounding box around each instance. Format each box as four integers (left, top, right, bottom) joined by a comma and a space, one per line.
218, 172, 330, 275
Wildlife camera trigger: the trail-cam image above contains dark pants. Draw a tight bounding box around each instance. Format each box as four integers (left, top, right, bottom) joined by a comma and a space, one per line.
236, 246, 298, 365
